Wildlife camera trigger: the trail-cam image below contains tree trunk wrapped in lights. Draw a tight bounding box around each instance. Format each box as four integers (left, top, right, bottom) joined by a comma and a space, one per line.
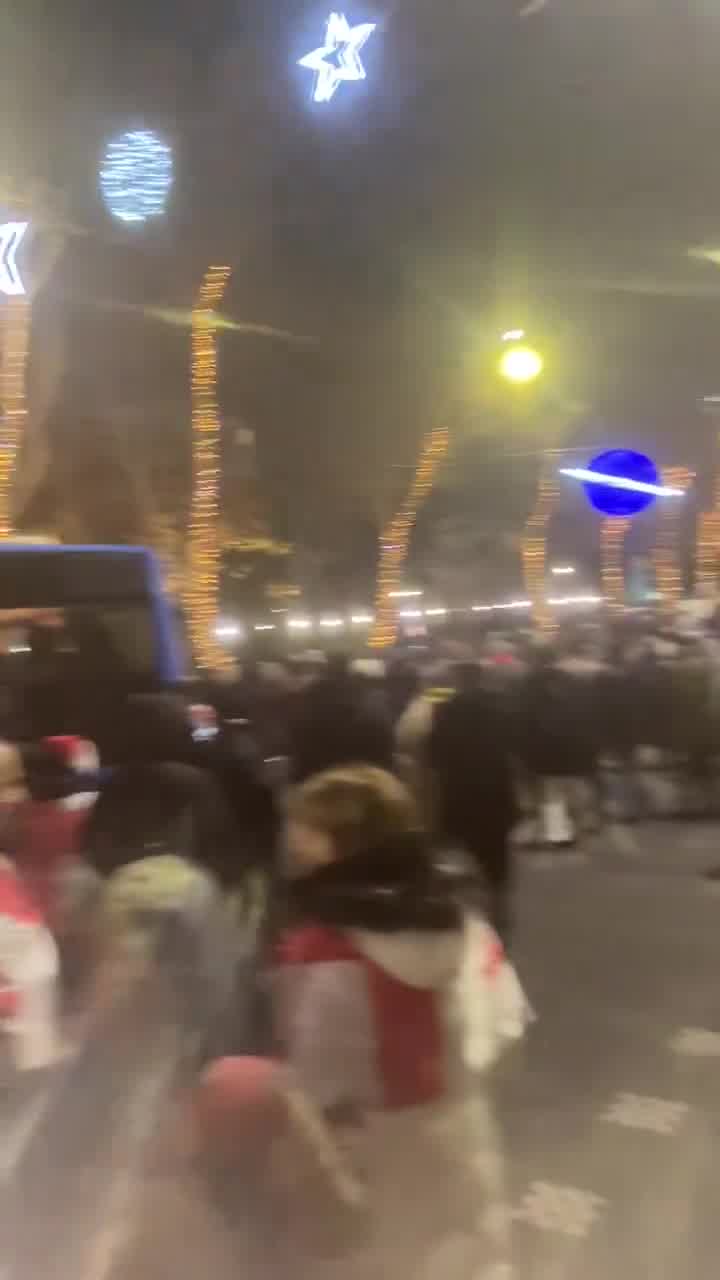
522, 452, 559, 630
185, 265, 232, 669
601, 517, 630, 608
0, 293, 30, 538
369, 425, 449, 649
695, 447, 720, 591
0, 178, 68, 538
654, 466, 692, 612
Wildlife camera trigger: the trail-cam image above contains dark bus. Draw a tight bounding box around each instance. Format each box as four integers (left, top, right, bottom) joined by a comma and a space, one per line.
0, 544, 186, 742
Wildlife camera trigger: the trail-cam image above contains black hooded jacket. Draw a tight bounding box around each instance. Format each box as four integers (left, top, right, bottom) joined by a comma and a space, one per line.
289, 671, 394, 784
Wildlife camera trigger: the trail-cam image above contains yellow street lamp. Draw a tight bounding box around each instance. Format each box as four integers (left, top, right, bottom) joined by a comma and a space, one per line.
499, 343, 543, 384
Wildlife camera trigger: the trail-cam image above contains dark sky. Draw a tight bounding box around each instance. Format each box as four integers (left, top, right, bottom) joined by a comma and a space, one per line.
5, 0, 720, 551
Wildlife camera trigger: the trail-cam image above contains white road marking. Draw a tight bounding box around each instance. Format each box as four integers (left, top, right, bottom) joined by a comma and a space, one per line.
602, 1092, 689, 1135
670, 1027, 720, 1057
511, 1180, 606, 1238
0, 1086, 59, 1182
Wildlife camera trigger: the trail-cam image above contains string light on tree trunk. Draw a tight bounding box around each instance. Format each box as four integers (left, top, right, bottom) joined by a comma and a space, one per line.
654, 466, 691, 611
522, 453, 559, 631
369, 425, 449, 649
186, 265, 232, 669
0, 293, 29, 539
0, 199, 30, 540
696, 441, 720, 589
601, 517, 630, 608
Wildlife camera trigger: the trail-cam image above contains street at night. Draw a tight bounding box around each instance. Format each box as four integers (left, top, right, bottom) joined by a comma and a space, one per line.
6, 4, 720, 1277
500, 823, 720, 1276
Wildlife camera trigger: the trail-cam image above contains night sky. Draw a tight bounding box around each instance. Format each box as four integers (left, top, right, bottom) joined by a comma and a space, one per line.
5, 0, 720, 576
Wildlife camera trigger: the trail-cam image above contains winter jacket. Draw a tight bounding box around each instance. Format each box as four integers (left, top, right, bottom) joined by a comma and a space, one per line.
270, 838, 528, 1278
427, 688, 518, 844
289, 675, 394, 784
0, 857, 61, 1072
84, 762, 245, 891
515, 664, 602, 777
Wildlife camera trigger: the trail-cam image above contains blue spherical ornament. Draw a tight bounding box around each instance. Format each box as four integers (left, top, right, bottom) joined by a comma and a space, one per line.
100, 129, 173, 225
583, 449, 658, 517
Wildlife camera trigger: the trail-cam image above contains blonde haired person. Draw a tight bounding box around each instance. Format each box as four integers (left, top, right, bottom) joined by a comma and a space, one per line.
262, 764, 530, 1278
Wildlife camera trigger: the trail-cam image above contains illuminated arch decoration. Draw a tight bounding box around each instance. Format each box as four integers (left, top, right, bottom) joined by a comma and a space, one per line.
186, 265, 232, 668
100, 129, 173, 225
522, 453, 559, 630
369, 424, 449, 649
654, 466, 692, 611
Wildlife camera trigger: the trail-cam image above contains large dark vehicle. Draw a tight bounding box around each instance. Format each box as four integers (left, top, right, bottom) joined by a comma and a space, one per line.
0, 544, 185, 745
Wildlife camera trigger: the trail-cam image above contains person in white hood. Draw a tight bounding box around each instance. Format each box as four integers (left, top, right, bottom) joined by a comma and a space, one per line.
263, 765, 530, 1279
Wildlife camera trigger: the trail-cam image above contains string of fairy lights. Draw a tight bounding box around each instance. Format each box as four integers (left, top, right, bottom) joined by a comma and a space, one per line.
369, 424, 449, 649
521, 452, 560, 631
654, 466, 692, 612
0, 292, 29, 539
185, 265, 232, 669
0, 69, 714, 666
0, 181, 31, 540
215, 590, 606, 645
600, 517, 630, 608
695, 442, 720, 589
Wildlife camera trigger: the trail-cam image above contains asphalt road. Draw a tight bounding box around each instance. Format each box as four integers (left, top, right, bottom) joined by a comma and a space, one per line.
500, 821, 720, 1277
4, 818, 719, 1279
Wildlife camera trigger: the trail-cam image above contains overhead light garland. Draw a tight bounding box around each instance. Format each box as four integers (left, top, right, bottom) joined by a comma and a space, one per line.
522, 453, 559, 631
369, 424, 449, 649
654, 466, 691, 611
186, 265, 232, 668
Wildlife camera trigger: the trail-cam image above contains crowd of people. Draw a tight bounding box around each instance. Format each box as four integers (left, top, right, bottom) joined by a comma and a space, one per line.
5, 608, 720, 1276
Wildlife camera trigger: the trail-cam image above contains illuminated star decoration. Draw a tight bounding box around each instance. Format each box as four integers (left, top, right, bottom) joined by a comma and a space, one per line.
298, 12, 376, 103
0, 222, 28, 297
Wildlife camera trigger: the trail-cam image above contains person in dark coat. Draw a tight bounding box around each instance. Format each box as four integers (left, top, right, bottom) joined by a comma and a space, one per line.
384, 659, 421, 728
514, 641, 606, 843
289, 655, 394, 784
113, 692, 278, 872
426, 663, 518, 942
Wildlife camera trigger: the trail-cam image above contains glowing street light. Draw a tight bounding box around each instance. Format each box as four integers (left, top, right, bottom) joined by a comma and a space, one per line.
499, 344, 543, 384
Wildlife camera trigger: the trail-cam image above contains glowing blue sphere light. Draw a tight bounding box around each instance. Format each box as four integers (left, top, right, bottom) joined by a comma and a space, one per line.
100, 129, 173, 225
559, 449, 684, 518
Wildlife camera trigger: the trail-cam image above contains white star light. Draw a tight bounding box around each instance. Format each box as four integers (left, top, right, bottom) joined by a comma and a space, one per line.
298, 12, 376, 104
0, 222, 28, 297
